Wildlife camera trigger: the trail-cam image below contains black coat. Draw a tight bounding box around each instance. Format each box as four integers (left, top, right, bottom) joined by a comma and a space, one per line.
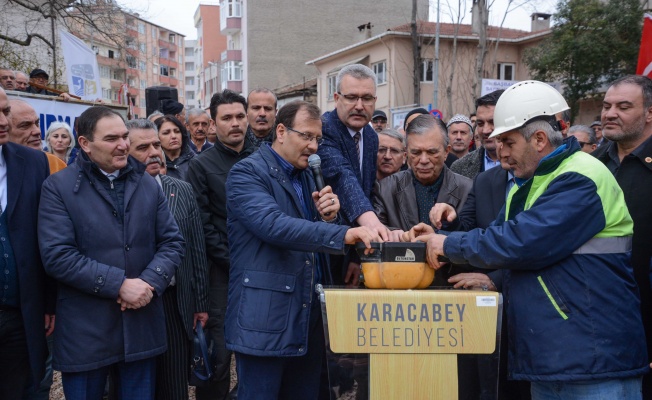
5, 143, 54, 385
187, 138, 254, 280
593, 136, 652, 370
457, 166, 509, 231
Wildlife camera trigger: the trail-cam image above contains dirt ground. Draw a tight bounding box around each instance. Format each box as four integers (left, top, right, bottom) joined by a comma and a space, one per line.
48, 356, 238, 400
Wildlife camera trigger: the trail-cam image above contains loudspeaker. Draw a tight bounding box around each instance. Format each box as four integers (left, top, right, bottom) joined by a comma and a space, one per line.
145, 86, 178, 117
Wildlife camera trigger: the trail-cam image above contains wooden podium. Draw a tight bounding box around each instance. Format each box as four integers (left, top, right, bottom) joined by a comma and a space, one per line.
321, 288, 501, 399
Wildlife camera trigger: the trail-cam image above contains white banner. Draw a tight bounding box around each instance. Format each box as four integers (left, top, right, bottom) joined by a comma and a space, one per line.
7, 93, 90, 141
481, 79, 563, 96
59, 29, 102, 101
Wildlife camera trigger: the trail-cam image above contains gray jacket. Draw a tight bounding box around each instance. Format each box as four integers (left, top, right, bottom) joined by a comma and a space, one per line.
373, 168, 472, 232
450, 147, 486, 180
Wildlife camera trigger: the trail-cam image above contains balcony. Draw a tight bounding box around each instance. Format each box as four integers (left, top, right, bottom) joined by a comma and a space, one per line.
158, 39, 177, 52
97, 55, 122, 68
220, 16, 241, 35
221, 50, 242, 63
224, 80, 242, 93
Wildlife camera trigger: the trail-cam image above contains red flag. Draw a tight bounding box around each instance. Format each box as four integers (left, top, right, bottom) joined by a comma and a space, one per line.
637, 14, 652, 77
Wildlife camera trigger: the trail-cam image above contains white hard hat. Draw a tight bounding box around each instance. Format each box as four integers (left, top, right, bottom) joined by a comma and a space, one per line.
490, 80, 569, 138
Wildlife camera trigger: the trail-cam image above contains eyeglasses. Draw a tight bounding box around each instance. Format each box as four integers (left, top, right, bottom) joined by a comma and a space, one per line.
378, 146, 404, 156
337, 92, 377, 106
286, 126, 324, 145
577, 141, 594, 147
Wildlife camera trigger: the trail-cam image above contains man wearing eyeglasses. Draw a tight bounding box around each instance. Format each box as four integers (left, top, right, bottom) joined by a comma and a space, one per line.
567, 125, 597, 153
376, 128, 405, 181
371, 110, 388, 133
225, 101, 379, 399
373, 115, 472, 283
318, 64, 391, 287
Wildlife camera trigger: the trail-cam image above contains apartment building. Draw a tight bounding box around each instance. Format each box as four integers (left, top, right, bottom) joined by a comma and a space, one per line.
194, 3, 228, 108
185, 40, 198, 109
74, 11, 186, 118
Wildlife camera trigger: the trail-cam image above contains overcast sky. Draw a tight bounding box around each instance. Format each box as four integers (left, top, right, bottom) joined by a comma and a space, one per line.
118, 0, 558, 40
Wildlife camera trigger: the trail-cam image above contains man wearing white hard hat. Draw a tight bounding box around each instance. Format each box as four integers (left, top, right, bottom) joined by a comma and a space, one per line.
407, 80, 648, 399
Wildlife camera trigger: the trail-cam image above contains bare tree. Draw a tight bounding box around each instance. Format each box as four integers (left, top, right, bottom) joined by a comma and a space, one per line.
411, 0, 422, 104
0, 0, 138, 86
444, 0, 467, 115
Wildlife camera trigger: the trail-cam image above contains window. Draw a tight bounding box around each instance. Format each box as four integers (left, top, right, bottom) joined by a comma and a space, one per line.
139, 61, 146, 72
186, 91, 195, 100
108, 50, 114, 59
185, 77, 195, 86
221, 0, 242, 18
112, 70, 122, 81
153, 64, 158, 74
497, 63, 515, 81
139, 43, 146, 53
169, 34, 176, 44
152, 26, 157, 36
140, 98, 147, 108
160, 48, 169, 59
126, 55, 137, 69
138, 22, 145, 34
420, 59, 433, 82
112, 91, 118, 101
170, 68, 176, 78
100, 66, 110, 79
128, 78, 136, 87
160, 65, 169, 76
152, 46, 158, 56
185, 62, 194, 71
140, 80, 146, 89
92, 45, 99, 54
372, 61, 387, 85
327, 75, 336, 100
102, 88, 111, 99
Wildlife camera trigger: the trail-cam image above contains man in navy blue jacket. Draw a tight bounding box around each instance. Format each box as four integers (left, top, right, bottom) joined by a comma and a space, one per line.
38, 106, 184, 400
226, 101, 378, 400
318, 64, 391, 286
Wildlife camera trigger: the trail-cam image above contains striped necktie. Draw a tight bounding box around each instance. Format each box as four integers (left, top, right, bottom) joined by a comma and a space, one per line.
353, 131, 361, 162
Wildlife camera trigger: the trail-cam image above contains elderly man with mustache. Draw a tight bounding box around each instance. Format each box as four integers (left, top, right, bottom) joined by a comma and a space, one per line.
126, 118, 209, 400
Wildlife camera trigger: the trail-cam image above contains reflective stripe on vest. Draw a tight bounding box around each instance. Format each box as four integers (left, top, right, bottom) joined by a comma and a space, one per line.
573, 236, 632, 254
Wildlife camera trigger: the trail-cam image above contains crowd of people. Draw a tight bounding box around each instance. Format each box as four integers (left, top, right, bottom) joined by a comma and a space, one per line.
0, 61, 651, 400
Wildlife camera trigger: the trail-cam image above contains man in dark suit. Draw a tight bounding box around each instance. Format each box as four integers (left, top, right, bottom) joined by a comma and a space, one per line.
318, 64, 390, 286
0, 87, 54, 397
127, 119, 210, 400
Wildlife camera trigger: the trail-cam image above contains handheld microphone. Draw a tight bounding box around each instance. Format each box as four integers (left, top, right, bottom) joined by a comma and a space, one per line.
308, 154, 330, 217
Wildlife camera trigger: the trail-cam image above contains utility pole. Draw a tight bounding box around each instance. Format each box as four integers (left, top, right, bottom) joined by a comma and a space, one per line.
433, 0, 440, 110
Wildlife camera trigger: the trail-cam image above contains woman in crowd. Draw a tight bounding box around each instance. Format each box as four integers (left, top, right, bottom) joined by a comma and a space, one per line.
45, 122, 75, 164
155, 115, 195, 181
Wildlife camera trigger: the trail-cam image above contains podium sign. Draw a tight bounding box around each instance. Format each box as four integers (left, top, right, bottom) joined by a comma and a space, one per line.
322, 289, 501, 399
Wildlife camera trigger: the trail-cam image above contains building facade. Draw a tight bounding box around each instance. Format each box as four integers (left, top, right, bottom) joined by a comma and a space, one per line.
73, 11, 186, 119
307, 18, 553, 127
185, 39, 198, 109
194, 3, 228, 109
217, 0, 430, 95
